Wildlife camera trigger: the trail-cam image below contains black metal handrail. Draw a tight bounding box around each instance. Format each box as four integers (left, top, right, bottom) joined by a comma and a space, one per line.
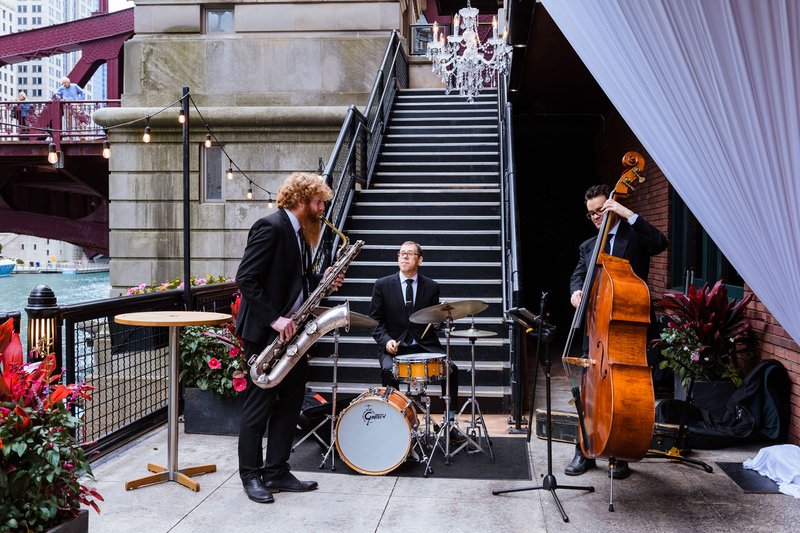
313, 31, 408, 271
21, 281, 238, 457
498, 73, 524, 426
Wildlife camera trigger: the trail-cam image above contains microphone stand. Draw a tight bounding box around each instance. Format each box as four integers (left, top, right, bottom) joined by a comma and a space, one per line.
492, 294, 594, 523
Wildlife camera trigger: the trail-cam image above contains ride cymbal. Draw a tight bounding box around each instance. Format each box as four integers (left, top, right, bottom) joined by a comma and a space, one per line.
409, 300, 489, 324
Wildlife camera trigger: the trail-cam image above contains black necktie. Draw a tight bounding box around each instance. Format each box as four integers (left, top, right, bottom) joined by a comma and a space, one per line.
299, 229, 309, 299
604, 234, 613, 255
404, 279, 414, 315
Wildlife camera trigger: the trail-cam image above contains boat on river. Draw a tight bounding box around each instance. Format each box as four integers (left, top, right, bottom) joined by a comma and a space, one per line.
0, 258, 16, 276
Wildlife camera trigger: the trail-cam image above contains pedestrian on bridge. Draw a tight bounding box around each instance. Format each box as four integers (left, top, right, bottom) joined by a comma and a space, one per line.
54, 77, 85, 100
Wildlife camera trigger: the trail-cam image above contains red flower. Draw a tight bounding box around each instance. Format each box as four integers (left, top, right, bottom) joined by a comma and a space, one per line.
228, 346, 240, 358
233, 377, 247, 392
207, 357, 222, 370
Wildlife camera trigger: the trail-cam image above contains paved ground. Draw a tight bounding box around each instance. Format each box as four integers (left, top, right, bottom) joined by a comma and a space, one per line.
85, 370, 799, 533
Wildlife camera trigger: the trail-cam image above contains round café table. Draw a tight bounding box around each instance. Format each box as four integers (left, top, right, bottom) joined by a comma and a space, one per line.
115, 311, 232, 492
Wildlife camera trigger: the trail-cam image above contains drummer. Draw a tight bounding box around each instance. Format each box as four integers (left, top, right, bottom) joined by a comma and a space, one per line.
368, 241, 462, 439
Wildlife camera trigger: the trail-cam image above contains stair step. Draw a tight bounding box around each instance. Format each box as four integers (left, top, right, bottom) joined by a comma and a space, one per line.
352, 202, 499, 217
356, 189, 499, 202
344, 229, 500, 247
348, 216, 499, 231
306, 382, 510, 398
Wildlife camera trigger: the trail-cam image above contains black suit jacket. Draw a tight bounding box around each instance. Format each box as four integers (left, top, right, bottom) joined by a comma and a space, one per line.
570, 216, 668, 294
235, 209, 318, 346
369, 273, 444, 355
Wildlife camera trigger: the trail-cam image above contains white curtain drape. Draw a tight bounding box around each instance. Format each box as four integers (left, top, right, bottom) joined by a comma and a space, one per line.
541, 0, 800, 344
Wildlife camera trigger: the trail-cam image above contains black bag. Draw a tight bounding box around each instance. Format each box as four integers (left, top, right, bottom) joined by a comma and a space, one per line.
655, 359, 790, 449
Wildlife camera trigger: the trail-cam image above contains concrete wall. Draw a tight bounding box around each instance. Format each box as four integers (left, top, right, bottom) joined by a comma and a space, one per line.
95, 1, 415, 294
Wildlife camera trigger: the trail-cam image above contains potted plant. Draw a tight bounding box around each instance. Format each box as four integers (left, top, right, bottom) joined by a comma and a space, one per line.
653, 280, 755, 415
179, 293, 248, 435
0, 318, 103, 533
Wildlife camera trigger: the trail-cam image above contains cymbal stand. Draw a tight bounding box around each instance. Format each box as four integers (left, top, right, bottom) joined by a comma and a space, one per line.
493, 294, 594, 523
424, 310, 466, 472
455, 317, 494, 461
317, 327, 342, 471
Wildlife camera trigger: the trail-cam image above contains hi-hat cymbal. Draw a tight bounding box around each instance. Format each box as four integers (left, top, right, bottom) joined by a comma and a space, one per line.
450, 328, 497, 338
311, 307, 378, 328
409, 300, 489, 324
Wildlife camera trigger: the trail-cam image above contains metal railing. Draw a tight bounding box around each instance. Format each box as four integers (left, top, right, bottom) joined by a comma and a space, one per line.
497, 73, 524, 426
22, 281, 237, 456
0, 99, 119, 142
313, 31, 408, 271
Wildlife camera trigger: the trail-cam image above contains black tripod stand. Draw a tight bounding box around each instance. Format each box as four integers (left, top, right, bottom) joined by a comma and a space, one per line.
492, 294, 594, 523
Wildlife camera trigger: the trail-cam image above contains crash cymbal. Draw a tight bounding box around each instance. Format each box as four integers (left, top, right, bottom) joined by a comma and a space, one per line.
311, 307, 377, 328
449, 328, 497, 338
409, 299, 489, 324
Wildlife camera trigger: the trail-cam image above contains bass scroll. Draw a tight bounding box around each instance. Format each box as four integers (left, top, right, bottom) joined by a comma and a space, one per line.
248, 218, 364, 389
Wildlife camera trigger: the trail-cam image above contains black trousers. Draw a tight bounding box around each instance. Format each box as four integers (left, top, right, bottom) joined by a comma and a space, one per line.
378, 345, 460, 410
238, 340, 308, 483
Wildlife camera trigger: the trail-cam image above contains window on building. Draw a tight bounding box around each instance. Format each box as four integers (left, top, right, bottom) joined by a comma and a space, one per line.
201, 145, 224, 202
33, 89, 41, 97
670, 189, 745, 298
32, 77, 41, 84
18, 65, 26, 73
17, 17, 26, 24
18, 77, 26, 84
204, 7, 234, 34
33, 244, 36, 250
32, 17, 41, 24
21, 244, 24, 250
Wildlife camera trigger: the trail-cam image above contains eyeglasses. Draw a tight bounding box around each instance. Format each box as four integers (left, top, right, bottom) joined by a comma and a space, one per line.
398, 251, 419, 259
585, 210, 603, 220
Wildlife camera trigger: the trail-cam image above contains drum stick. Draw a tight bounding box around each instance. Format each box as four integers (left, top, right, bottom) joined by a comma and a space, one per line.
421, 322, 433, 338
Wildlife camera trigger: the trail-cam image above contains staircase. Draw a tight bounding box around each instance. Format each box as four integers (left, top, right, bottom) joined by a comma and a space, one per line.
308, 88, 510, 411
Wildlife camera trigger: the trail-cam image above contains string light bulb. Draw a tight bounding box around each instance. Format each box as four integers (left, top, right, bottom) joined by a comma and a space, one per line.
226, 159, 234, 180
178, 109, 185, 124
246, 182, 254, 200
268, 197, 274, 209
102, 139, 111, 159
143, 118, 151, 143
204, 132, 212, 148
47, 143, 58, 164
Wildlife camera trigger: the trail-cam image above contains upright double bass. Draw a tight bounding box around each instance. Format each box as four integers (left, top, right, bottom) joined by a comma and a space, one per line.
562, 151, 655, 467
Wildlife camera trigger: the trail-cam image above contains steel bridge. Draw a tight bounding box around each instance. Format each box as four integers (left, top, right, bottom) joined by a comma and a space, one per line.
0, 6, 133, 256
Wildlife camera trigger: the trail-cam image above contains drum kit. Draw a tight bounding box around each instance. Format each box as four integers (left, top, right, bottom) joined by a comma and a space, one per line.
306, 299, 495, 477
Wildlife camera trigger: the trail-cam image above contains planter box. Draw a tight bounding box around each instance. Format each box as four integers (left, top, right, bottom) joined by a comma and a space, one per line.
674, 377, 737, 419
48, 509, 88, 533
183, 387, 243, 435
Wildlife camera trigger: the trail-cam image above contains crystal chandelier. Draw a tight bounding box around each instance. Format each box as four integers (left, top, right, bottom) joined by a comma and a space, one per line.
426, 2, 513, 102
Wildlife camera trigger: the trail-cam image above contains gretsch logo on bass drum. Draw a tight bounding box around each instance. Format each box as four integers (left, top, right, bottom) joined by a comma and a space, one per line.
362, 406, 386, 426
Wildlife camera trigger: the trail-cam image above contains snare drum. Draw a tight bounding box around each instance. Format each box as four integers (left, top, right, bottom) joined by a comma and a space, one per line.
335, 387, 417, 475
393, 353, 446, 383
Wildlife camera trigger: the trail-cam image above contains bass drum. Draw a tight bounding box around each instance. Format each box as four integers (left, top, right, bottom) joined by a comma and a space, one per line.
335, 387, 417, 475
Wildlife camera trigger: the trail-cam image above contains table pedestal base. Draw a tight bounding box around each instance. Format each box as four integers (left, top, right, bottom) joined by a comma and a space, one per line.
125, 462, 217, 492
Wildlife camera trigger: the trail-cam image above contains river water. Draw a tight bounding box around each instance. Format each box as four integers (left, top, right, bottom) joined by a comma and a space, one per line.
0, 272, 112, 345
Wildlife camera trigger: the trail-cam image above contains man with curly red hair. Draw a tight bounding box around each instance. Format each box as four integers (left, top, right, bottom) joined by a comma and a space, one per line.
235, 172, 341, 503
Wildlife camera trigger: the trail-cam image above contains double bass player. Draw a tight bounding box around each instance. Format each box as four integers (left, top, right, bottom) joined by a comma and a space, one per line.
565, 184, 667, 479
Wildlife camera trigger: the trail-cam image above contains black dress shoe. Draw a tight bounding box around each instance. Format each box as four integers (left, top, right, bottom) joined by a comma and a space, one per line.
243, 478, 274, 503
263, 472, 318, 493
608, 460, 631, 479
564, 450, 596, 476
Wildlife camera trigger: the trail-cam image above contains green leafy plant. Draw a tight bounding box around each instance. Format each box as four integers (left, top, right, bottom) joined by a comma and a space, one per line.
0, 327, 103, 532
179, 322, 247, 398
653, 280, 754, 389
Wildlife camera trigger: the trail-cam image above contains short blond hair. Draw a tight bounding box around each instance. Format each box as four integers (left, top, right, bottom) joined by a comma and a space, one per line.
276, 172, 333, 210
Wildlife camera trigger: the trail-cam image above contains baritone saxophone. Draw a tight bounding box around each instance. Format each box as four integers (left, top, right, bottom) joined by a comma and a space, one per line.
248, 218, 364, 389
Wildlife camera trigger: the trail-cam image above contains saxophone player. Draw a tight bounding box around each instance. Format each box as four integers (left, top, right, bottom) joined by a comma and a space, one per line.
235, 172, 343, 503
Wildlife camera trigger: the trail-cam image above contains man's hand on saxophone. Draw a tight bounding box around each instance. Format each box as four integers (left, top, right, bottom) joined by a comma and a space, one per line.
271, 316, 296, 342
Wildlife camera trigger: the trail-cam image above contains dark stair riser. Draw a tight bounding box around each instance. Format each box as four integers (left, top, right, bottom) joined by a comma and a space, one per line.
356, 190, 499, 202
346, 263, 501, 279
322, 297, 504, 318
351, 204, 500, 217
378, 152, 499, 163
356, 247, 500, 263
308, 365, 510, 388
345, 231, 500, 247
381, 143, 499, 154
385, 126, 498, 136
371, 175, 499, 186
347, 217, 499, 231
